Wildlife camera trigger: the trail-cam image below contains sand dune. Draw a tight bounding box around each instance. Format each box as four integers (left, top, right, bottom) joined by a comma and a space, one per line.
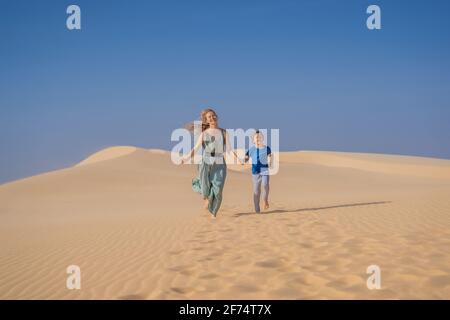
1, 147, 450, 299
76, 146, 138, 167
281, 151, 450, 179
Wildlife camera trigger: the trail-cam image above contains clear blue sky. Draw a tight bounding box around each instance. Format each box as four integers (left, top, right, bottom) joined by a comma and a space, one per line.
1, 0, 450, 184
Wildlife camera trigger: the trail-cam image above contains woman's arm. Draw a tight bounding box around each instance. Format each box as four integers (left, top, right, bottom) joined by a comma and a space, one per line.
182, 132, 204, 164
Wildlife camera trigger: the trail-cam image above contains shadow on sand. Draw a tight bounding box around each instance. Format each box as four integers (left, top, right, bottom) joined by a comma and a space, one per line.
234, 201, 391, 218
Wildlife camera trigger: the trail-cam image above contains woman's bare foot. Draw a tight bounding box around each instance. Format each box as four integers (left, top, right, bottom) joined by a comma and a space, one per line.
263, 201, 270, 210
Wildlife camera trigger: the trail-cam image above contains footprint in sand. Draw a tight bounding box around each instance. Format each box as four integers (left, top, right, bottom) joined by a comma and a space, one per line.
170, 287, 192, 295
197, 257, 214, 262
201, 239, 217, 244
286, 223, 300, 227
326, 275, 365, 289
196, 230, 213, 234
199, 273, 220, 279
168, 265, 196, 276
255, 259, 284, 268
268, 286, 303, 298
228, 283, 261, 293
168, 250, 183, 255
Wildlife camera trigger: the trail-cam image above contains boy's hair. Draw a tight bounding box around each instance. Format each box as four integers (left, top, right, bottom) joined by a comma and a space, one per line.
252, 129, 264, 143
251, 130, 265, 147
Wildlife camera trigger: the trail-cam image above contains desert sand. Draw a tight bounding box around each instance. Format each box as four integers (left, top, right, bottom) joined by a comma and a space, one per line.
1, 147, 450, 299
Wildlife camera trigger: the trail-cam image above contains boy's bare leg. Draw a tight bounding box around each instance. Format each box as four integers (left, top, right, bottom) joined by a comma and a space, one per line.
262, 175, 270, 210
203, 198, 209, 210
252, 174, 262, 213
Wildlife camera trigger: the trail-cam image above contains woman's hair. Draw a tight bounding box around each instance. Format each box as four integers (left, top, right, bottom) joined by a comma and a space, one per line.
185, 108, 218, 132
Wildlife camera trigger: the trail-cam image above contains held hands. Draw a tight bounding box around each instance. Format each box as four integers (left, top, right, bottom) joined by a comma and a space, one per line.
231, 151, 245, 165
180, 155, 191, 164
240, 155, 249, 166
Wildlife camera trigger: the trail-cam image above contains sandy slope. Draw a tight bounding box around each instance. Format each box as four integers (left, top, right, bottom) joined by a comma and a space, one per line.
1, 147, 450, 299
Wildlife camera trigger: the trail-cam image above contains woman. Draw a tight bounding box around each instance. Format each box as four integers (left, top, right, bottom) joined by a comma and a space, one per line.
182, 108, 240, 218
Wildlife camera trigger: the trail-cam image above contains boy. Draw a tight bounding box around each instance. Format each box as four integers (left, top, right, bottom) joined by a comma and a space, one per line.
243, 130, 272, 213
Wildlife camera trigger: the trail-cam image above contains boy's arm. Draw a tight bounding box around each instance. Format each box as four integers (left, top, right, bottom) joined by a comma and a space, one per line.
267, 147, 273, 168
225, 131, 243, 164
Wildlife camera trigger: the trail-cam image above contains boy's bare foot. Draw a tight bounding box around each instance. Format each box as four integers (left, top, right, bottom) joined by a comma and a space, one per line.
264, 201, 270, 210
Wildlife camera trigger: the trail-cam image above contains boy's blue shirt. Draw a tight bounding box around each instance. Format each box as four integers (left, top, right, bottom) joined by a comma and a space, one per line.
246, 146, 272, 175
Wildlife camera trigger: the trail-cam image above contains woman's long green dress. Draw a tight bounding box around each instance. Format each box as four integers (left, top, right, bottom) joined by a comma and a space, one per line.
192, 130, 227, 217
